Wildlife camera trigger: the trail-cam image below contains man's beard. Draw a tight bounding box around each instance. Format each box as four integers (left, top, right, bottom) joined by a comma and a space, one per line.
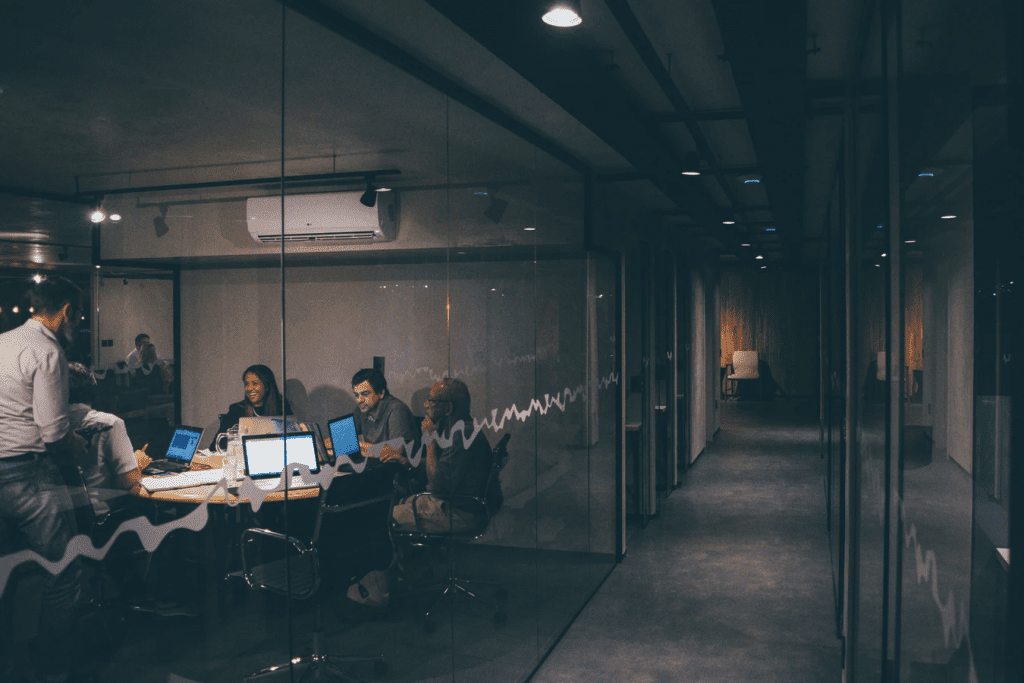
58, 315, 75, 350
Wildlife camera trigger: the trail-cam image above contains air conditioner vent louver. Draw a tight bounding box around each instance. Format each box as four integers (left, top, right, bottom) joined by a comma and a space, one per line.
247, 192, 397, 244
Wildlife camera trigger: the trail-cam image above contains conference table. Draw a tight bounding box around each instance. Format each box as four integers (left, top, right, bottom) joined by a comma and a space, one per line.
139, 451, 321, 504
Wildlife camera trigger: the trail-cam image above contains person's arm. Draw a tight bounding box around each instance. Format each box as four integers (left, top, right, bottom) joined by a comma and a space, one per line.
32, 347, 85, 457
378, 406, 415, 465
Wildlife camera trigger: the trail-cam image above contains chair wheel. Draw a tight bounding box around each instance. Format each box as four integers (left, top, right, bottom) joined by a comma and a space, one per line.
423, 618, 436, 633
493, 611, 506, 624
495, 588, 508, 600
374, 659, 388, 676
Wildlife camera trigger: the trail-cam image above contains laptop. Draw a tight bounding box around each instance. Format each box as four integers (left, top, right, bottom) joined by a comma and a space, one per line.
242, 432, 320, 490
326, 413, 381, 472
141, 425, 204, 475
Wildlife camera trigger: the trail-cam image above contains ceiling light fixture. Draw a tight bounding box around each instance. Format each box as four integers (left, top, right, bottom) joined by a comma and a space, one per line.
89, 208, 106, 223
881, 253, 887, 257
109, 213, 122, 222
904, 240, 916, 243
760, 266, 767, 269
941, 214, 956, 219
741, 243, 750, 247
918, 172, 934, 177
33, 274, 43, 283
13, 306, 19, 314
484, 189, 508, 223
723, 220, 735, 225
681, 152, 701, 176
755, 255, 764, 260
524, 226, 536, 231
542, 0, 582, 27
360, 176, 378, 208
744, 178, 760, 184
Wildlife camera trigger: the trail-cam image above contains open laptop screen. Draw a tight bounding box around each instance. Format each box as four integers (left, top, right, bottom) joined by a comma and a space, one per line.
165, 426, 203, 464
243, 433, 319, 479
327, 414, 360, 459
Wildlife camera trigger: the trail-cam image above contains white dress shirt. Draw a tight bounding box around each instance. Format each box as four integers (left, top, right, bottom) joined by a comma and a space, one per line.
0, 319, 71, 458
68, 404, 137, 516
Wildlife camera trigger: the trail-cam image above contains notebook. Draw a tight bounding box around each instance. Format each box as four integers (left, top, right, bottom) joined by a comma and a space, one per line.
141, 425, 204, 474
242, 432, 320, 490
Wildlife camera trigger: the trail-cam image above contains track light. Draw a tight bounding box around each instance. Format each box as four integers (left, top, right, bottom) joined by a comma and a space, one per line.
360, 177, 378, 208
681, 152, 701, 176
542, 0, 582, 27
484, 189, 508, 224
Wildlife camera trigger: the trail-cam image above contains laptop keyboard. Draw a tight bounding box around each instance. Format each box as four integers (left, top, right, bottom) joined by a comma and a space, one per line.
140, 468, 226, 492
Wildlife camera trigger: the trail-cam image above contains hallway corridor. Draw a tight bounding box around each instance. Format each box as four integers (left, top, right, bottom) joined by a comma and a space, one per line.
532, 400, 842, 682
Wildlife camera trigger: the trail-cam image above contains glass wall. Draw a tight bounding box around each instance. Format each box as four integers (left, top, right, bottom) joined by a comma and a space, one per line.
0, 2, 618, 682
829, 0, 1023, 680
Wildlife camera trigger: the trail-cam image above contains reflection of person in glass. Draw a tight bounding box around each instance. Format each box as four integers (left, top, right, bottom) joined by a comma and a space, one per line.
0, 276, 86, 683
132, 342, 173, 395
350, 368, 418, 465
208, 364, 291, 450
391, 378, 493, 533
125, 332, 152, 370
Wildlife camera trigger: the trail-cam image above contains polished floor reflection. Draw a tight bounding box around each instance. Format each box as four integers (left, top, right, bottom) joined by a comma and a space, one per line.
532, 399, 842, 683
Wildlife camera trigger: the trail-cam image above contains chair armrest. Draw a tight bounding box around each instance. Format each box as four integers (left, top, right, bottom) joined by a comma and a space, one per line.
240, 527, 317, 596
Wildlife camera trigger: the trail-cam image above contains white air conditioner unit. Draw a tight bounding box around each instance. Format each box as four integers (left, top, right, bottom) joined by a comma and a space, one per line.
246, 191, 397, 243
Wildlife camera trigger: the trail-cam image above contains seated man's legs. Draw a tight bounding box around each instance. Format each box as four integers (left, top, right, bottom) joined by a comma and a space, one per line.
391, 496, 480, 535
0, 456, 82, 682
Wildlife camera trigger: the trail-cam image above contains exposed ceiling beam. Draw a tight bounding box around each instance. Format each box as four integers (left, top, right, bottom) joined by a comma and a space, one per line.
602, 0, 745, 235
421, 0, 740, 250
0, 185, 94, 205
711, 0, 807, 263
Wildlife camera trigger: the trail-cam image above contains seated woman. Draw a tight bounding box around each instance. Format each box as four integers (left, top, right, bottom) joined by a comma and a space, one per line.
208, 364, 292, 450
131, 342, 173, 395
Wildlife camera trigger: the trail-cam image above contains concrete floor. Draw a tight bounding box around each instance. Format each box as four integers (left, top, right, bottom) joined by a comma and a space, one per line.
531, 399, 843, 683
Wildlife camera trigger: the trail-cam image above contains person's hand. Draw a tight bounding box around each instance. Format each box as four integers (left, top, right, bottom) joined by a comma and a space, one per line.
378, 445, 409, 467
324, 436, 334, 456
134, 444, 151, 469
421, 416, 437, 435
359, 441, 371, 458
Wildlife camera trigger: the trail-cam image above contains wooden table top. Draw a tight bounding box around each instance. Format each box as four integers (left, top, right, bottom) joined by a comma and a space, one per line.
138, 452, 321, 504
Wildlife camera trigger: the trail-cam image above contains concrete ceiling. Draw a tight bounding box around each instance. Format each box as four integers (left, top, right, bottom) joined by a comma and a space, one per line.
0, 0, 974, 270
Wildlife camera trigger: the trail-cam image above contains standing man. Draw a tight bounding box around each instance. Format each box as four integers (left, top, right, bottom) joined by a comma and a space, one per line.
125, 332, 158, 370
0, 276, 86, 683
350, 368, 419, 465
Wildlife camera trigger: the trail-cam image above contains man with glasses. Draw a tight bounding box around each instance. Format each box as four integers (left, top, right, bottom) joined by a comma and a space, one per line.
0, 276, 86, 683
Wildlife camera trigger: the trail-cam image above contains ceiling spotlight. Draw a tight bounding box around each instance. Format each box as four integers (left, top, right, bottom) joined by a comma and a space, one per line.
360, 177, 378, 208
29, 307, 34, 313
741, 243, 751, 247
524, 226, 536, 231
95, 265, 101, 269
755, 255, 764, 260
484, 191, 508, 223
941, 214, 956, 219
12, 306, 19, 314
904, 240, 916, 244
109, 213, 122, 222
681, 152, 701, 176
723, 220, 735, 225
89, 208, 105, 223
33, 274, 43, 283
375, 186, 392, 193
760, 266, 767, 269
881, 253, 887, 258
542, 0, 582, 27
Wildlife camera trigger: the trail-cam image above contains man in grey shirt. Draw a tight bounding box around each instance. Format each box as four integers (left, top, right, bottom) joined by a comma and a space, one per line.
0, 276, 86, 683
350, 368, 419, 466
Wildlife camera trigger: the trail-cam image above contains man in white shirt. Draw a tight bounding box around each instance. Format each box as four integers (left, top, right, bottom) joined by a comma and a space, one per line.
0, 275, 86, 683
66, 363, 151, 517
125, 332, 150, 370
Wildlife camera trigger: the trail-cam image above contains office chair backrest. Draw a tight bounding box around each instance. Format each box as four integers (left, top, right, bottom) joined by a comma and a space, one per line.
731, 351, 759, 379
486, 433, 511, 516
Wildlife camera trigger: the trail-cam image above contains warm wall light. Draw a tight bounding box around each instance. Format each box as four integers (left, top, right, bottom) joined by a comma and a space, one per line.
542, 0, 582, 27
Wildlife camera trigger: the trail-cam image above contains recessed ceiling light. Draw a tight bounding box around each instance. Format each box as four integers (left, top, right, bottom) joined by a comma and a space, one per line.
524, 226, 536, 231
542, 1, 582, 27
881, 253, 887, 257
32, 274, 42, 284
95, 265, 101, 269
941, 214, 956, 219
681, 170, 701, 176
755, 255, 764, 260
741, 243, 750, 247
904, 240, 916, 244
760, 266, 767, 269
89, 209, 105, 223
109, 213, 122, 222
875, 264, 881, 267
723, 221, 735, 225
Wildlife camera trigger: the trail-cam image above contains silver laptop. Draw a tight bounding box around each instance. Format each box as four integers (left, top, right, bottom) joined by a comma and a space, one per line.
241, 432, 320, 490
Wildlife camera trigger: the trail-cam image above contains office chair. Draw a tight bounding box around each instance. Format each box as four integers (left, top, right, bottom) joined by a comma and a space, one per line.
725, 350, 761, 399
235, 487, 387, 683
390, 433, 511, 633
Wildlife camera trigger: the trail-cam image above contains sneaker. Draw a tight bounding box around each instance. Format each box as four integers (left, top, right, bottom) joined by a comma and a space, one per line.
346, 570, 390, 608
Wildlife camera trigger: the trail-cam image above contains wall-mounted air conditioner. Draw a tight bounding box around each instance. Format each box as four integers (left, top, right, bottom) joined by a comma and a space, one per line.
246, 191, 397, 243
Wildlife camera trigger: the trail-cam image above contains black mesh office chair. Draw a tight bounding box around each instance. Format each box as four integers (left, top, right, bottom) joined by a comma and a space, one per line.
236, 486, 387, 683
389, 433, 510, 632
